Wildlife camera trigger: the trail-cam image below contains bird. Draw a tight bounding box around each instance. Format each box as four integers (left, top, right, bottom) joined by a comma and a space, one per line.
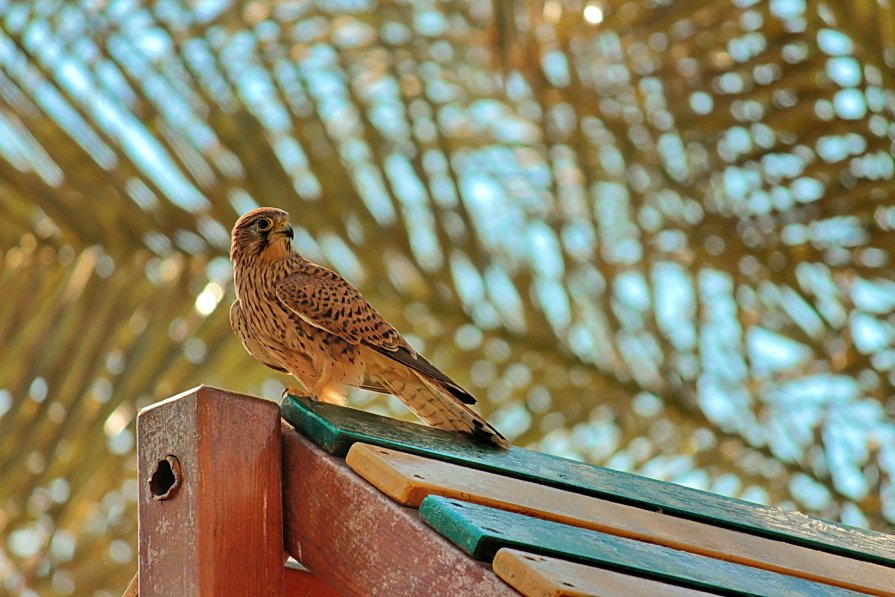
229, 206, 509, 448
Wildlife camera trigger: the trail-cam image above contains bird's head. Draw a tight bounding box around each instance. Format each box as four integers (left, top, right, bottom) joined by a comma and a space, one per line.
230, 207, 295, 263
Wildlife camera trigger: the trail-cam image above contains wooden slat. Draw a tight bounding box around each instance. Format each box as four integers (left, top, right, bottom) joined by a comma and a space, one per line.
493, 548, 714, 597
281, 396, 895, 568
418, 496, 862, 597
345, 443, 895, 596
281, 423, 518, 596
122, 573, 138, 597
137, 386, 284, 597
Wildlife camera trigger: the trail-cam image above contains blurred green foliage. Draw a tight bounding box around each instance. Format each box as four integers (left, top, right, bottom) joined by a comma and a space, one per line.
1, 0, 894, 594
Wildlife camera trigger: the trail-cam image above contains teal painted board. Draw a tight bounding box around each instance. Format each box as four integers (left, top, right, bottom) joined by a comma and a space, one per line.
418, 496, 863, 597
280, 395, 895, 568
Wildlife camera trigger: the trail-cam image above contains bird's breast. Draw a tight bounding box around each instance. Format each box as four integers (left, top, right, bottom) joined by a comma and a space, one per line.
235, 261, 361, 373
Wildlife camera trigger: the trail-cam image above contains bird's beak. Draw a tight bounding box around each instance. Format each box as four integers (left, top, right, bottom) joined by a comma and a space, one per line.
277, 223, 294, 240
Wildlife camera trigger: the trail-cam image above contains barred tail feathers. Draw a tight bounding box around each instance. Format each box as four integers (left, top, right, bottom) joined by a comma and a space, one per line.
375, 370, 510, 449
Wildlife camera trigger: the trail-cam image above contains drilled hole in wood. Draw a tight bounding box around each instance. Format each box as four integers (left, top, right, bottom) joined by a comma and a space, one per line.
149, 455, 181, 500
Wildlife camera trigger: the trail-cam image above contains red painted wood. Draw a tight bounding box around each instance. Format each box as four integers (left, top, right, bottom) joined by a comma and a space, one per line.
284, 564, 342, 597
281, 424, 518, 596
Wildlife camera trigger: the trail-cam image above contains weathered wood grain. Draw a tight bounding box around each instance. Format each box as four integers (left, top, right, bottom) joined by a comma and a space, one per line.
137, 386, 284, 597
346, 443, 895, 595
284, 562, 343, 597
419, 496, 864, 597
493, 549, 715, 597
280, 395, 895, 568
281, 422, 518, 596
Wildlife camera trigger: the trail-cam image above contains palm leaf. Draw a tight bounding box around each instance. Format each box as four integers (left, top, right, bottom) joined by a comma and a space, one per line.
2, 0, 895, 593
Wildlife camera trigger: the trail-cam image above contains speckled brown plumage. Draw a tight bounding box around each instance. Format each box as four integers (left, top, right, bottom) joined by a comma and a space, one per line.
230, 207, 509, 448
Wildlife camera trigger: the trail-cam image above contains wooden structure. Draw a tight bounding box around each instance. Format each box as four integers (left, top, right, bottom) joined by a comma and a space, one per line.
130, 386, 895, 595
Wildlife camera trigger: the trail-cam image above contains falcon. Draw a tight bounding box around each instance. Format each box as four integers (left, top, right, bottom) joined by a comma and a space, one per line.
229, 207, 509, 448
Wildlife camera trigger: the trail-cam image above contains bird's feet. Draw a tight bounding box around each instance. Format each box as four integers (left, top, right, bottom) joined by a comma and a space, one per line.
281, 386, 313, 401
281, 387, 323, 403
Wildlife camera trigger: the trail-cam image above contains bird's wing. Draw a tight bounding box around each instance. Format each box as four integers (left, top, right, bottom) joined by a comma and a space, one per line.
275, 266, 477, 404
275, 267, 401, 347
229, 300, 288, 373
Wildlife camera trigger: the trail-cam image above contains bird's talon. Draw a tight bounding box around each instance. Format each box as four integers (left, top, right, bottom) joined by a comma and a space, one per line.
281, 387, 307, 400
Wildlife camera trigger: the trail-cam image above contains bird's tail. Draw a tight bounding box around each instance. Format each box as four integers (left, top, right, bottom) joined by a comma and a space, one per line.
375, 371, 510, 449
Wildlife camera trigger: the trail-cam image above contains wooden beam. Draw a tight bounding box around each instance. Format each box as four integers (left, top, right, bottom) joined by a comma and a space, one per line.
284, 562, 342, 597
281, 423, 517, 596
137, 386, 283, 596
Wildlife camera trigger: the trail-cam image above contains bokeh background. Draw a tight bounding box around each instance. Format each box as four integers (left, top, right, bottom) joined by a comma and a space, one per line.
2, 0, 895, 594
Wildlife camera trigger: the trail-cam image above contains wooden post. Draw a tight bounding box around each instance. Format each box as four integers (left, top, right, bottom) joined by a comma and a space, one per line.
137, 386, 283, 596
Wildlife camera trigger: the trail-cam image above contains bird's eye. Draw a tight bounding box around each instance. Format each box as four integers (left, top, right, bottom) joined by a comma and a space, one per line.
256, 218, 273, 231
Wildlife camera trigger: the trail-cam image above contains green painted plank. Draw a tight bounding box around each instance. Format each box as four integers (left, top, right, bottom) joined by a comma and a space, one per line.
418, 496, 863, 597
281, 395, 895, 568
